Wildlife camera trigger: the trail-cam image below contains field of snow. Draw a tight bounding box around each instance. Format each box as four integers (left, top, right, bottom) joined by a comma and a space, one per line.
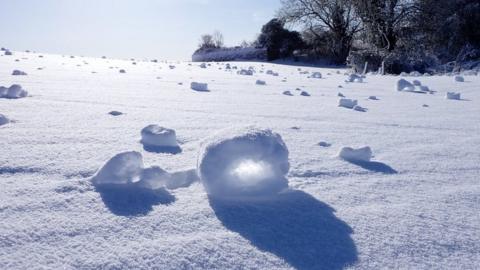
1, 51, 479, 269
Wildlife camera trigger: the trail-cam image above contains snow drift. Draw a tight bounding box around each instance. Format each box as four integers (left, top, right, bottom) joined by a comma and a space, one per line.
198, 127, 289, 198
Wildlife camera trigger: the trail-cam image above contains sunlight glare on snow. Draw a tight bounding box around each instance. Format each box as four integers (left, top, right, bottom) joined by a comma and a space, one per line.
230, 159, 274, 186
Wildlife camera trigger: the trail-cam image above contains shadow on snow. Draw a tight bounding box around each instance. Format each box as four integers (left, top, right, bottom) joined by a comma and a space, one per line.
96, 184, 175, 216
209, 189, 358, 270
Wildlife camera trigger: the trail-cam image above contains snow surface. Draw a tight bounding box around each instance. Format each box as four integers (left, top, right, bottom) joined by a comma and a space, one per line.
1, 51, 480, 269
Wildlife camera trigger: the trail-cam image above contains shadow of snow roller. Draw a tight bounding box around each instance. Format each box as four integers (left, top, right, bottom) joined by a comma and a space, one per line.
198, 127, 290, 199
202, 127, 359, 269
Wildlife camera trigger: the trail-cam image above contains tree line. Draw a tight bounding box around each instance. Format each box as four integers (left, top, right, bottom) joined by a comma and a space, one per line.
197, 0, 479, 73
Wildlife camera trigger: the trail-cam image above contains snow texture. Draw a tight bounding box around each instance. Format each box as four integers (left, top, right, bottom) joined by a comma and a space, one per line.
198, 127, 289, 198
1, 50, 480, 270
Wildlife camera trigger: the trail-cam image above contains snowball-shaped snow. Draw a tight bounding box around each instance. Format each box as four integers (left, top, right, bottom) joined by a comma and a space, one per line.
198, 127, 289, 198
191, 82, 209, 92
396, 79, 414, 92
12, 70, 27, 76
256, 80, 266, 85
91, 151, 144, 186
141, 125, 178, 148
238, 69, 254, 76
338, 98, 358, 109
454, 76, 464, 82
412, 80, 422, 86
0, 86, 7, 97
3, 84, 28, 99
446, 92, 461, 100
339, 146, 372, 162
283, 90, 293, 96
346, 74, 363, 83
0, 114, 10, 126
311, 72, 322, 79
91, 151, 172, 190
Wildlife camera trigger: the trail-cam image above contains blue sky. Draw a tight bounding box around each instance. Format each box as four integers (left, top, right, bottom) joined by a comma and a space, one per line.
0, 0, 280, 60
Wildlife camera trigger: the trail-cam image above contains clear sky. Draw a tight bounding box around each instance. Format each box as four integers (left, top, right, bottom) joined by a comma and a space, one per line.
0, 0, 280, 60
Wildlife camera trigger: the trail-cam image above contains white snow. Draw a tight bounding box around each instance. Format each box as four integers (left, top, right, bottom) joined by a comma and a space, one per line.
140, 125, 178, 148
338, 146, 373, 162
190, 81, 209, 91
1, 50, 480, 270
198, 127, 289, 198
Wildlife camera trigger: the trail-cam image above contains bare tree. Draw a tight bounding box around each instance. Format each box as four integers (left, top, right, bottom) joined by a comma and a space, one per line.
198, 34, 216, 49
213, 31, 224, 48
353, 0, 414, 51
278, 0, 361, 63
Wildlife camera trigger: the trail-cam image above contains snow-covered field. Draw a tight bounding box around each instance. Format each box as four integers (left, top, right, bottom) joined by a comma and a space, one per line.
1, 51, 479, 269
